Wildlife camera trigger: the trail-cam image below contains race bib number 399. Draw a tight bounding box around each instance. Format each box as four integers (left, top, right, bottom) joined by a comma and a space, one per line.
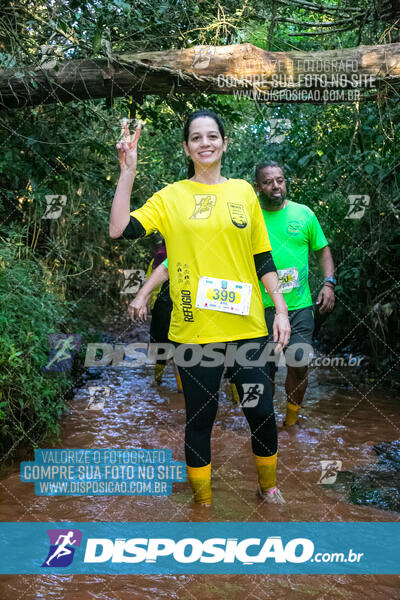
195, 276, 252, 315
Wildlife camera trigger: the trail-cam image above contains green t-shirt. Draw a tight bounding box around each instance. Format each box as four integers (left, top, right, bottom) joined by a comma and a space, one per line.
260, 201, 328, 310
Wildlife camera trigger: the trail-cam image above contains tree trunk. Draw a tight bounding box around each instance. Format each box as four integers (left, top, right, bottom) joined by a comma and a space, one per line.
1, 42, 399, 109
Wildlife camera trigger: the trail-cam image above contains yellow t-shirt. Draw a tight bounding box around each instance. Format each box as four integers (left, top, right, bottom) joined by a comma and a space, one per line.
130, 178, 271, 343
145, 258, 163, 310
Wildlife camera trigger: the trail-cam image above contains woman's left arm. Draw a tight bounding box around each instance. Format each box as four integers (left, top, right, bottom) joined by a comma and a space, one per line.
254, 252, 291, 354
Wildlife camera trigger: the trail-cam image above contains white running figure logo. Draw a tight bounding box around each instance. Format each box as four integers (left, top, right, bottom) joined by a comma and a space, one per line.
46, 531, 77, 565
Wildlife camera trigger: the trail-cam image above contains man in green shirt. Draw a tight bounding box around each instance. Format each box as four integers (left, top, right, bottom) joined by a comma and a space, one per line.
255, 161, 336, 427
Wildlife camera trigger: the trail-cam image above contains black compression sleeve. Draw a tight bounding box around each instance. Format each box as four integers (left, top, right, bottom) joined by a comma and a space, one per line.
121, 216, 146, 239
254, 251, 277, 279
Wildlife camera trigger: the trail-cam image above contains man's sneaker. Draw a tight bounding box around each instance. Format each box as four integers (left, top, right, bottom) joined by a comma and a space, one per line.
257, 484, 286, 504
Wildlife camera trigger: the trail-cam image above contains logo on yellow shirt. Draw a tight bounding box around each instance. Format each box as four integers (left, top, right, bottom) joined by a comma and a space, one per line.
180, 289, 194, 322
227, 202, 247, 228
190, 195, 216, 219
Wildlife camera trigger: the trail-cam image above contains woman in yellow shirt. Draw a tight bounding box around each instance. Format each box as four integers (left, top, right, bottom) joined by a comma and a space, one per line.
109, 109, 290, 506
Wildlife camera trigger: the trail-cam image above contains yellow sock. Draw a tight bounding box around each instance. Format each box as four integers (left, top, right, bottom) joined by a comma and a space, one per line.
174, 368, 183, 392
187, 463, 212, 504
154, 363, 165, 384
254, 452, 277, 492
285, 401, 300, 426
230, 383, 240, 404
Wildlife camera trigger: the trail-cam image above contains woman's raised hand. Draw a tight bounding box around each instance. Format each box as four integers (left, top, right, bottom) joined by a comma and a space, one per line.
116, 120, 142, 175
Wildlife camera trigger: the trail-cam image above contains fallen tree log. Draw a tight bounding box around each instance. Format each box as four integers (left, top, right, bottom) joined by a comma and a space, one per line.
1, 42, 399, 109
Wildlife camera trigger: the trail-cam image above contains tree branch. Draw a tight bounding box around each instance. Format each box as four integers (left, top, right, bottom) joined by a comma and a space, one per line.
1, 41, 399, 109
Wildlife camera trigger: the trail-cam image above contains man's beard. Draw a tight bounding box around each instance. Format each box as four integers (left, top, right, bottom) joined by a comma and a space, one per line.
259, 189, 286, 208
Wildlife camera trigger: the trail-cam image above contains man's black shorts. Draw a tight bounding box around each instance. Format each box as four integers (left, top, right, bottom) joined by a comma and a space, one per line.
264, 305, 314, 348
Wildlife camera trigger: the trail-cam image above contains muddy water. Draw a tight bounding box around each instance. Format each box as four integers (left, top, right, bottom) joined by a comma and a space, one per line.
1, 320, 399, 599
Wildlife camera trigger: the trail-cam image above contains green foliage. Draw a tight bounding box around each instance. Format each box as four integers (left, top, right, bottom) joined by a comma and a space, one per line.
0, 239, 73, 455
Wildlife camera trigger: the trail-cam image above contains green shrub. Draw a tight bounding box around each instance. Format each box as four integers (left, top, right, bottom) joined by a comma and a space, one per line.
0, 240, 73, 456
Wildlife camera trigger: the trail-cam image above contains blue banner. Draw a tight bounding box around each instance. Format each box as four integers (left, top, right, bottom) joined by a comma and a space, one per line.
0, 522, 399, 574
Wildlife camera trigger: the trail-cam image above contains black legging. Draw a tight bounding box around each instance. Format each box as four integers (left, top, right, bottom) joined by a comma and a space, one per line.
171, 337, 277, 467
150, 281, 172, 366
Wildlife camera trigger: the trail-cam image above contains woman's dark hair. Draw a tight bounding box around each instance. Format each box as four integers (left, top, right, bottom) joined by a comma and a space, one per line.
184, 110, 225, 178
254, 160, 284, 183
